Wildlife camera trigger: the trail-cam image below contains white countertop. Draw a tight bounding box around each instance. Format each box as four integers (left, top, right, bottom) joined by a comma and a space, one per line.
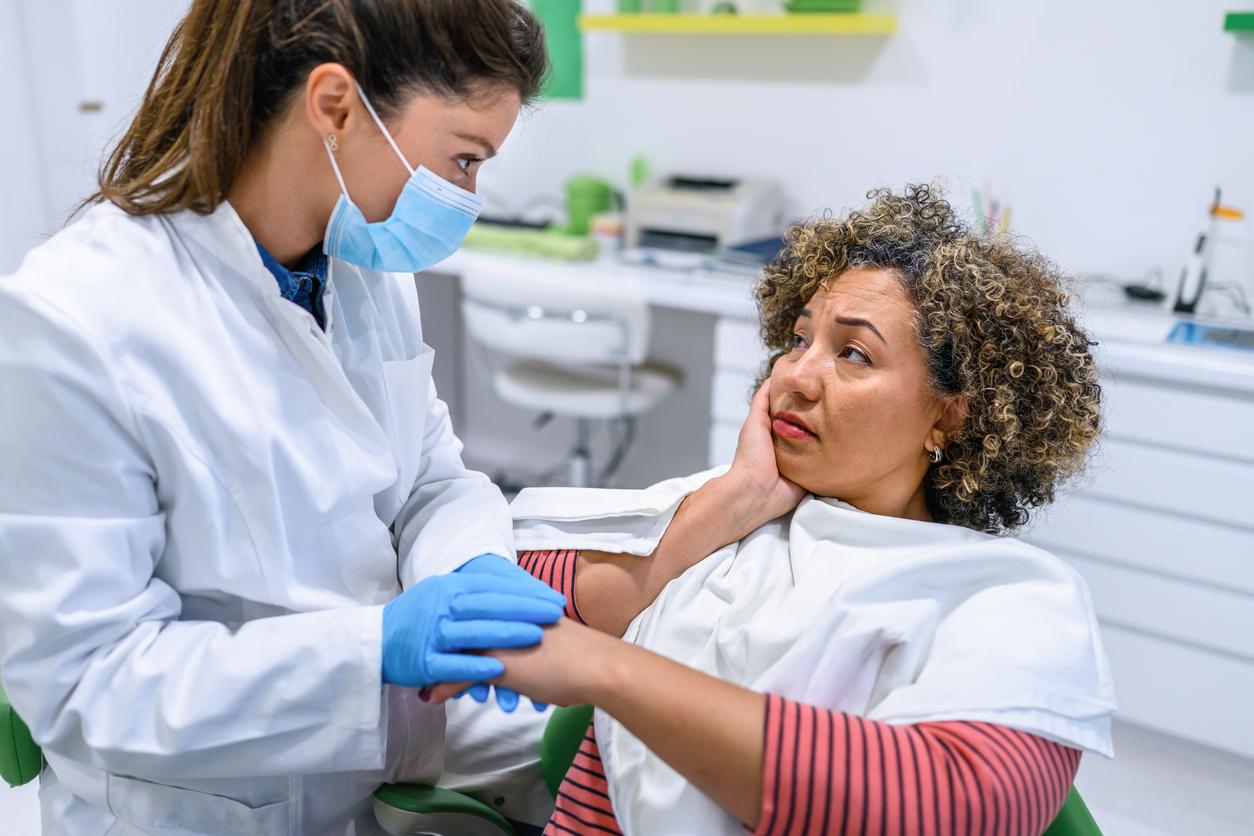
427, 249, 1254, 396
1076, 288, 1254, 397
426, 249, 759, 319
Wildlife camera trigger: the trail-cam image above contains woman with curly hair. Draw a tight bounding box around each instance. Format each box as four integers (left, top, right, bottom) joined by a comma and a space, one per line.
437, 185, 1114, 835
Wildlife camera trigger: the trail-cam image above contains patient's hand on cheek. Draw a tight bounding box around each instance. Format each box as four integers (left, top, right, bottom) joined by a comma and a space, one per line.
426, 618, 617, 707
727, 380, 805, 525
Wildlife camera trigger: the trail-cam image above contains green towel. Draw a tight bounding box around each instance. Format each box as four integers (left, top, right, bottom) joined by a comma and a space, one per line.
463, 225, 599, 261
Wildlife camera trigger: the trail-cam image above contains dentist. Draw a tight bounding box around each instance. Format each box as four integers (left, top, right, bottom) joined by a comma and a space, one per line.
0, 1, 559, 833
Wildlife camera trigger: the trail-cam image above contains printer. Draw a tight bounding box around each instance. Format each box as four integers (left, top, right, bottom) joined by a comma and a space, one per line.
625, 175, 786, 254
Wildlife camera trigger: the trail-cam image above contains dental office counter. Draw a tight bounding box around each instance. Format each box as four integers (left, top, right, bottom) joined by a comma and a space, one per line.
427, 252, 1254, 760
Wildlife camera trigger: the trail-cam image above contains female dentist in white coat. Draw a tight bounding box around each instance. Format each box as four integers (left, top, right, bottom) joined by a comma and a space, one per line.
0, 1, 563, 833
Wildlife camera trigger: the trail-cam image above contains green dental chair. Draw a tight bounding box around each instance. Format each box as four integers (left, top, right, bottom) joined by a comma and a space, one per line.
4, 683, 1100, 836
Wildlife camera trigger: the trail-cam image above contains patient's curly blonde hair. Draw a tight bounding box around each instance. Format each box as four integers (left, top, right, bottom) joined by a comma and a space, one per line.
756, 184, 1101, 533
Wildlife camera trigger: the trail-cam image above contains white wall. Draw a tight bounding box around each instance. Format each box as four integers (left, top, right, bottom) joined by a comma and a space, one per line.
11, 0, 1249, 287
0, 0, 189, 274
482, 0, 1254, 290
0, 2, 51, 274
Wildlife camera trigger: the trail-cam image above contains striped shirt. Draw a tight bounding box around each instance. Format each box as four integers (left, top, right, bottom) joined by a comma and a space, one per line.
517, 550, 1081, 836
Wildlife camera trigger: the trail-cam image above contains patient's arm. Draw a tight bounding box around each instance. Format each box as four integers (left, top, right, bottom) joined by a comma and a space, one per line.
432, 619, 1079, 833
538, 381, 805, 638
572, 470, 780, 636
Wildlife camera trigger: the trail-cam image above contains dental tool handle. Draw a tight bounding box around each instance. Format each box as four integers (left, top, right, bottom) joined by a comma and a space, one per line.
1173, 232, 1209, 315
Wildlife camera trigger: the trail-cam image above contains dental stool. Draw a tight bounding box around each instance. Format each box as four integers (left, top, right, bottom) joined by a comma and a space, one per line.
460, 262, 681, 487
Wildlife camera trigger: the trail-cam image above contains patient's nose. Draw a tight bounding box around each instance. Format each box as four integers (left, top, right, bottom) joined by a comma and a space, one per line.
776, 350, 824, 404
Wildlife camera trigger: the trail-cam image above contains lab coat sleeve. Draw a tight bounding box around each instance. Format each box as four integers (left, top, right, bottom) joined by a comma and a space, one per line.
392, 378, 514, 589
0, 292, 388, 780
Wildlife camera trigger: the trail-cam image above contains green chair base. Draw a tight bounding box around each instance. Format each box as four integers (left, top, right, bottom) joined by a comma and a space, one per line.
1044, 786, 1102, 836
1, 679, 43, 788
372, 783, 515, 836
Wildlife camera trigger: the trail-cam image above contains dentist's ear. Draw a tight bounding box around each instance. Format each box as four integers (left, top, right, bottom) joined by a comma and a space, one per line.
305, 63, 357, 140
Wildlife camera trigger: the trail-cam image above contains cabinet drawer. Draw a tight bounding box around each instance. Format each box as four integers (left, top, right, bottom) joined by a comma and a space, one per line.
1085, 438, 1254, 530
714, 317, 767, 374
712, 370, 756, 424
1027, 494, 1254, 595
1101, 623, 1254, 759
1059, 551, 1254, 660
708, 420, 739, 467
1104, 373, 1254, 464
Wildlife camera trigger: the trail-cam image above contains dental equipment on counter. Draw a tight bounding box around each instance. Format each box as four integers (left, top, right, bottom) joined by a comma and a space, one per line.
1173, 187, 1245, 315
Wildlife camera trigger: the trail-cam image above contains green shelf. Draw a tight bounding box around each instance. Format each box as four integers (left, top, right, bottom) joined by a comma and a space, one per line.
580, 13, 896, 36
1224, 11, 1254, 33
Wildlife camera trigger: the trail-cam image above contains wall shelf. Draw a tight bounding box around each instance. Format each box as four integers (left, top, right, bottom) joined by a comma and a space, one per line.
578, 13, 896, 36
1224, 11, 1254, 33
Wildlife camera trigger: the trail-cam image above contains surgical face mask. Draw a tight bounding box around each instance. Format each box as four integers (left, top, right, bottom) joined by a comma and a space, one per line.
322, 83, 483, 273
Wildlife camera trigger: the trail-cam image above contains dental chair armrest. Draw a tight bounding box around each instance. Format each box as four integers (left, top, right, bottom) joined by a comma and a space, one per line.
372, 783, 516, 836
0, 679, 43, 787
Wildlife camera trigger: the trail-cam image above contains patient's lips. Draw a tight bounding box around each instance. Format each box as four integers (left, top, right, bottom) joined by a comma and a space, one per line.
773, 411, 818, 441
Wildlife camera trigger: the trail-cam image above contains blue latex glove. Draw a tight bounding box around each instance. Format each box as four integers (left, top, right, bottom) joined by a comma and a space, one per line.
454, 683, 548, 712
451, 556, 560, 712
382, 554, 565, 688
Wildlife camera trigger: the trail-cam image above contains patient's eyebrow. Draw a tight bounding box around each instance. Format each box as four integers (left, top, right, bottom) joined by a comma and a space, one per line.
835, 315, 886, 344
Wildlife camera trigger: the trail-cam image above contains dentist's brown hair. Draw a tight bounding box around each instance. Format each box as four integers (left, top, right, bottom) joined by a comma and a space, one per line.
90, 0, 547, 216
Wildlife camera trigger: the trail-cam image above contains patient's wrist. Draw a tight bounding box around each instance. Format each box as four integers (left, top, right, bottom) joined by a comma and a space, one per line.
707, 472, 776, 539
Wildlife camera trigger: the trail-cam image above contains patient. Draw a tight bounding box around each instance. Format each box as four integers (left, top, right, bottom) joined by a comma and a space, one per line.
438, 185, 1114, 835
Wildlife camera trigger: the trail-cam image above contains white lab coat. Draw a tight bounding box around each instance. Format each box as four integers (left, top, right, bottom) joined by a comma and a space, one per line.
511, 469, 1116, 836
0, 200, 514, 835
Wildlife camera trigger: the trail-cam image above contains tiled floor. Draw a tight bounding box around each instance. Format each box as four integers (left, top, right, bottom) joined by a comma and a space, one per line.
3, 720, 1252, 834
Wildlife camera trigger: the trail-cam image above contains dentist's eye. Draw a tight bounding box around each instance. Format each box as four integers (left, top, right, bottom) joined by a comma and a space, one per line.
457, 157, 483, 176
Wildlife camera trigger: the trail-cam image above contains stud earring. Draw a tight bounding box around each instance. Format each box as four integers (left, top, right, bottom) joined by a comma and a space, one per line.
326, 133, 339, 152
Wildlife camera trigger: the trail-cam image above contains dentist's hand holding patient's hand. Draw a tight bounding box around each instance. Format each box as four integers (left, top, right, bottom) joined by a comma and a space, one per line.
381, 554, 566, 709
426, 618, 615, 708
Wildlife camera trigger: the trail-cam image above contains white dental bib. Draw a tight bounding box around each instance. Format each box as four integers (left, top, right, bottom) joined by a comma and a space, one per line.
511, 468, 1115, 836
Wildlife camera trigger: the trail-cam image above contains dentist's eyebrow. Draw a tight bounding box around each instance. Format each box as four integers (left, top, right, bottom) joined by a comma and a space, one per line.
835, 315, 886, 344
455, 132, 497, 158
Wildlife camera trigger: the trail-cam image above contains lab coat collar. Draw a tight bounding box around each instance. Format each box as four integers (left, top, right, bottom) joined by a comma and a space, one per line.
169, 200, 271, 292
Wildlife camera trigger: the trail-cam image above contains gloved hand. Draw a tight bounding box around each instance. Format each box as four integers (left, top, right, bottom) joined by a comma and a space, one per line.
453, 555, 556, 712
382, 554, 565, 688
455, 682, 548, 713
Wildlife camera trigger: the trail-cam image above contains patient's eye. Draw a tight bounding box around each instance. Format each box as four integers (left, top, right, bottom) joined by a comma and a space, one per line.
841, 345, 871, 364
791, 333, 809, 350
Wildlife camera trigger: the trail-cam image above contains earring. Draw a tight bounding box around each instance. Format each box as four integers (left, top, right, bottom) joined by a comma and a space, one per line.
326, 133, 339, 152
930, 446, 943, 464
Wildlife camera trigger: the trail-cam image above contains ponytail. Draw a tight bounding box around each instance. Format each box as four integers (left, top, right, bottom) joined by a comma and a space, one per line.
91, 0, 548, 216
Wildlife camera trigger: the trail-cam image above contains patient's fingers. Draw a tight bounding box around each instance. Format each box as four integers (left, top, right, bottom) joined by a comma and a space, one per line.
426, 681, 472, 703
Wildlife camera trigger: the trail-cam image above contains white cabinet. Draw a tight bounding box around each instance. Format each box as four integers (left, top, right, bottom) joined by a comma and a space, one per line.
1025, 326, 1254, 758
707, 316, 766, 466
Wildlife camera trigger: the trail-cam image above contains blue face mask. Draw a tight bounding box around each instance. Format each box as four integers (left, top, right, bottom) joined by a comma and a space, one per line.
322, 83, 484, 273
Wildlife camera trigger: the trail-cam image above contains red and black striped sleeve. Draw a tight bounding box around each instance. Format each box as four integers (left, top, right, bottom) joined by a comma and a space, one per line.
545, 719, 623, 836
754, 695, 1081, 836
518, 549, 586, 624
